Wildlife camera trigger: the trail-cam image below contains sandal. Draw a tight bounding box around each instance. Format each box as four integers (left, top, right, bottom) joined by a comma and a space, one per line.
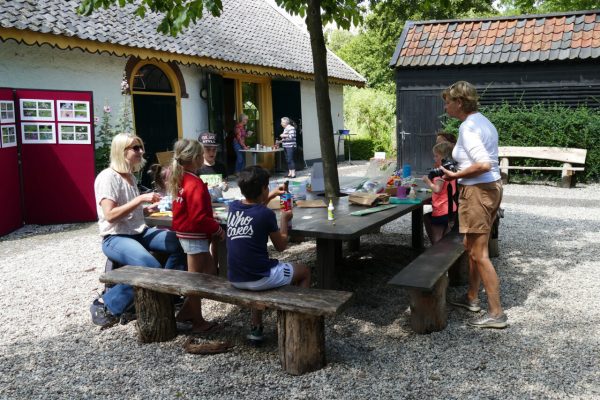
183, 337, 234, 355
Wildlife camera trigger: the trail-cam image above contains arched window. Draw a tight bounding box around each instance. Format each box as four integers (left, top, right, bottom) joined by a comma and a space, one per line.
132, 64, 173, 93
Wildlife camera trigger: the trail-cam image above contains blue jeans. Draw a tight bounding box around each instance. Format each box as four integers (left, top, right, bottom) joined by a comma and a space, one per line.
233, 141, 245, 172
284, 146, 295, 170
101, 227, 186, 315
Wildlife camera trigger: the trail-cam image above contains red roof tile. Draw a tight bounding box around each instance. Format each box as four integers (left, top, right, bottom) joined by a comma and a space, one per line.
392, 10, 600, 67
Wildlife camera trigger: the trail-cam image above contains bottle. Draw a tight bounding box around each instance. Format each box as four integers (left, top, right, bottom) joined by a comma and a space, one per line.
408, 187, 417, 199
280, 180, 293, 230
328, 200, 335, 221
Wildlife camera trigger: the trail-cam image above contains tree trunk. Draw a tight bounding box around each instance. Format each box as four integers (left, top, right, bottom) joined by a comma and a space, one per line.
306, 0, 340, 198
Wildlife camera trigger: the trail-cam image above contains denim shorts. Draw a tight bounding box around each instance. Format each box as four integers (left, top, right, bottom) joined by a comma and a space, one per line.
179, 238, 209, 255
230, 262, 294, 291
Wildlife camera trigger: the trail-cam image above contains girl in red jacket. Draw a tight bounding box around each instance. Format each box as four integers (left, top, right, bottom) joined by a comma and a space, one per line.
169, 138, 224, 333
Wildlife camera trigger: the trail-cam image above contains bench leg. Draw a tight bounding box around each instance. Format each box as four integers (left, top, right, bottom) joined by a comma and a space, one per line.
407, 274, 448, 333
448, 253, 469, 286
277, 311, 326, 375
500, 157, 509, 185
134, 288, 177, 343
561, 163, 574, 188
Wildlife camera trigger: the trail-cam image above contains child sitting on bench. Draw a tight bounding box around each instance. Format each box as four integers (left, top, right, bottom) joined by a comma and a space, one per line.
226, 165, 310, 345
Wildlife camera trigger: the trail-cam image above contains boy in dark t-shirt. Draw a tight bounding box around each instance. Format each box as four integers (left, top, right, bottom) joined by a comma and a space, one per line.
226, 165, 311, 345
196, 131, 228, 201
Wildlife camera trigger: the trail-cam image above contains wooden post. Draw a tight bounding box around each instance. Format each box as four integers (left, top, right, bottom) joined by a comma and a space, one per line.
561, 163, 573, 188
411, 206, 424, 249
500, 157, 509, 185
407, 274, 448, 333
134, 288, 177, 343
277, 311, 326, 375
316, 238, 339, 289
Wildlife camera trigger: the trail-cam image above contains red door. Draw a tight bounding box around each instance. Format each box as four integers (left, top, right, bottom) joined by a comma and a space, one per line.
0, 88, 22, 235
16, 89, 96, 225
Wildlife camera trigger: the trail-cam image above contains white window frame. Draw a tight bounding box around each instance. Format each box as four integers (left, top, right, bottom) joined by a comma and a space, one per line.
20, 99, 55, 121
1, 124, 17, 148
57, 100, 91, 122
58, 123, 91, 144
21, 122, 56, 144
0, 101, 15, 123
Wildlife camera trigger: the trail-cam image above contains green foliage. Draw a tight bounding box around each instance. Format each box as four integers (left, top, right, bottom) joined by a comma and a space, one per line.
344, 87, 396, 157
344, 137, 374, 161
442, 102, 600, 182
95, 102, 115, 174
335, 29, 395, 92
500, 0, 599, 14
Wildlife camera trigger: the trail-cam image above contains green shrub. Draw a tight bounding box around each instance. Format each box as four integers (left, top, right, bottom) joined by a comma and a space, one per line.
442, 102, 600, 182
344, 137, 374, 161
344, 86, 396, 157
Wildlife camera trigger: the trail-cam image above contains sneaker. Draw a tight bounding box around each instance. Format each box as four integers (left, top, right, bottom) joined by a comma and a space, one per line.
449, 294, 481, 312
246, 325, 264, 345
90, 299, 119, 328
468, 313, 508, 329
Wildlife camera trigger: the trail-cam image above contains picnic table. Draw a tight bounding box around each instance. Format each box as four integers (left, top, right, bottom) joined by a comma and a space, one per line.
145, 192, 430, 289
239, 147, 284, 169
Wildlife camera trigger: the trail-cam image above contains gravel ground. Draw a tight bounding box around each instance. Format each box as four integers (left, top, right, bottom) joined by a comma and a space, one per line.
1, 162, 599, 399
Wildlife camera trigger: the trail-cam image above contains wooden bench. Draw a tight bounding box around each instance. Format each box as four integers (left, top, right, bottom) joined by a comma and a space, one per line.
388, 231, 468, 334
101, 265, 353, 375
499, 146, 587, 188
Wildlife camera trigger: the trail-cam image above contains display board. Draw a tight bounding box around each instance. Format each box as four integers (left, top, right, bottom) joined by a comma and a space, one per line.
0, 88, 22, 235
16, 89, 96, 225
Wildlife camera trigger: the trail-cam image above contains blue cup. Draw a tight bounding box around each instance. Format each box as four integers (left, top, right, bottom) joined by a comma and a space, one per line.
402, 164, 411, 178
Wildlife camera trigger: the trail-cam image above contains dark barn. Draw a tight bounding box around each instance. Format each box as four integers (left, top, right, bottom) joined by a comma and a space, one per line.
390, 10, 600, 174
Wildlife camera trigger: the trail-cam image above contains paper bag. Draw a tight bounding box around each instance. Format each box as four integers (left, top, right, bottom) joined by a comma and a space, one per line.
349, 192, 390, 207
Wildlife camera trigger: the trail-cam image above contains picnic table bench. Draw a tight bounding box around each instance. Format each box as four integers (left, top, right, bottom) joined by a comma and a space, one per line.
101, 265, 353, 375
388, 231, 467, 334
499, 146, 587, 188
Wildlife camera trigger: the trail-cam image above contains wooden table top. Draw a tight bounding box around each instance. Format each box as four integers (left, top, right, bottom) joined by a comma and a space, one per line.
145, 193, 430, 240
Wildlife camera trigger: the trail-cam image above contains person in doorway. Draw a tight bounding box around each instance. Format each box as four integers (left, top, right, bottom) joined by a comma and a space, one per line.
233, 114, 253, 173
422, 141, 457, 244
169, 138, 225, 334
441, 81, 507, 329
226, 166, 310, 344
279, 117, 297, 178
92, 133, 185, 327
197, 131, 228, 272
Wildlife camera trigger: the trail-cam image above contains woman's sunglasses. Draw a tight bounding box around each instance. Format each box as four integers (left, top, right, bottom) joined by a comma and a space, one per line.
127, 145, 144, 152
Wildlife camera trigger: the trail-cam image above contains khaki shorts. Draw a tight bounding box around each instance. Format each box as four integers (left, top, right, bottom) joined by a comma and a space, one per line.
458, 180, 503, 234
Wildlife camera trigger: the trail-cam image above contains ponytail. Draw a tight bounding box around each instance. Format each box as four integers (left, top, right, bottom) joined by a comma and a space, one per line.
168, 138, 204, 199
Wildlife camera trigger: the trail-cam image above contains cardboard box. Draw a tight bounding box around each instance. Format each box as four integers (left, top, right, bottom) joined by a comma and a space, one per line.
349, 192, 390, 207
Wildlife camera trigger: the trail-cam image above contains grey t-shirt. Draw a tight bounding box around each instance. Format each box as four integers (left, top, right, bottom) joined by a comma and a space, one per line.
94, 168, 145, 236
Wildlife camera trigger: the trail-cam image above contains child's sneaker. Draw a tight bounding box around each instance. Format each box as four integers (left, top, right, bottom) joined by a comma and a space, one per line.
247, 325, 264, 345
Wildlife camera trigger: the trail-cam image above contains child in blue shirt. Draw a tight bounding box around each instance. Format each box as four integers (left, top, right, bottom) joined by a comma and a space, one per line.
226, 165, 310, 344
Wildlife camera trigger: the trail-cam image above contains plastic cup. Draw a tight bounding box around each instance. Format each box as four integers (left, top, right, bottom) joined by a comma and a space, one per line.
397, 186, 409, 199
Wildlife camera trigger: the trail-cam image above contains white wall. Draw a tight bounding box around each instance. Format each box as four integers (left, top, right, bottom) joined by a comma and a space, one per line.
300, 81, 345, 162
0, 41, 208, 144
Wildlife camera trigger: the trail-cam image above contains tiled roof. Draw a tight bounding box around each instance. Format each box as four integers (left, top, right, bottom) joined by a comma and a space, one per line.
0, 0, 365, 84
391, 10, 600, 68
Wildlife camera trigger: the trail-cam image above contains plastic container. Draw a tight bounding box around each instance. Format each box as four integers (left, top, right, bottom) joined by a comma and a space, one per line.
288, 181, 307, 200
402, 164, 412, 178
397, 186, 410, 199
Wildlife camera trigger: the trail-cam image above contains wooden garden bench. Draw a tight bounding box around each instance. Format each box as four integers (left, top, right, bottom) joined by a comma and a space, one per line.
388, 231, 467, 334
498, 146, 587, 188
100, 265, 353, 375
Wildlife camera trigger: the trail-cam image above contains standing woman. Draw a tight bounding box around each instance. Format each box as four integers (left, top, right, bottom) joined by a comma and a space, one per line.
233, 114, 253, 173
440, 81, 507, 329
280, 117, 296, 178
92, 133, 185, 325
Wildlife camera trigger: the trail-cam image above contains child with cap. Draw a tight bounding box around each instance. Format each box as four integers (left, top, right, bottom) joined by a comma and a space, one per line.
196, 132, 228, 201
197, 132, 229, 273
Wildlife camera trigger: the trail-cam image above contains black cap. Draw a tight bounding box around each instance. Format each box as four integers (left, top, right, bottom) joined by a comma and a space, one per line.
199, 132, 218, 147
